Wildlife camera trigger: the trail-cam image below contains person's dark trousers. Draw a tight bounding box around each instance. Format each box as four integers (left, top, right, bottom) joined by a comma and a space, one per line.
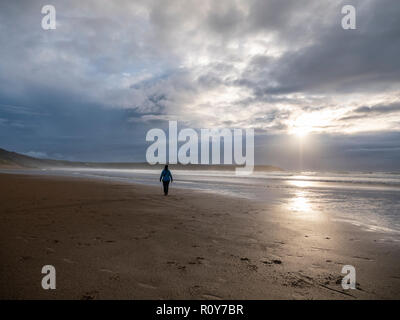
163, 181, 169, 195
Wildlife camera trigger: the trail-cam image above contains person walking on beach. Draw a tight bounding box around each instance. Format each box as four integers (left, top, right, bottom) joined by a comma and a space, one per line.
160, 165, 173, 196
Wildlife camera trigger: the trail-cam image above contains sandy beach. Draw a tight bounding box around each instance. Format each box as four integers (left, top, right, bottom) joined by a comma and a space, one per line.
0, 172, 399, 299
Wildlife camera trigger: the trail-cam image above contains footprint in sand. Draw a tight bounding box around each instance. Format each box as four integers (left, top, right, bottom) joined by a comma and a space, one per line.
19, 256, 32, 262
77, 242, 91, 247
177, 265, 186, 271
188, 256, 207, 265
109, 274, 120, 281
261, 258, 282, 265
81, 290, 99, 300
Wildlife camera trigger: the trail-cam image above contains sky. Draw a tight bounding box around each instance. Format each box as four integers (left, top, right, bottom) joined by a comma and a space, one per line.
0, 0, 399, 170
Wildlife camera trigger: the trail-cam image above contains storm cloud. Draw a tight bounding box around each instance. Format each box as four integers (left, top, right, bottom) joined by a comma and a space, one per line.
0, 0, 399, 169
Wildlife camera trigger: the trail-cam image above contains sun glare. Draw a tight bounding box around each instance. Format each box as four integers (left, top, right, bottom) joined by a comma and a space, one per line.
288, 110, 333, 138
292, 127, 310, 138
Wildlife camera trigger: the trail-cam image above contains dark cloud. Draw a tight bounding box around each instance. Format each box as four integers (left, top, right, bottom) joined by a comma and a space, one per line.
340, 102, 400, 121
0, 0, 399, 169
238, 0, 400, 95
354, 103, 400, 114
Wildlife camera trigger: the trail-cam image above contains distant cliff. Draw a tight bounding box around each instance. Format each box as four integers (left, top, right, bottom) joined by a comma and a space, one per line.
0, 147, 283, 172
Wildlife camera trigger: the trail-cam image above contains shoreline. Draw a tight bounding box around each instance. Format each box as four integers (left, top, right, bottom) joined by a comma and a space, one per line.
0, 172, 399, 299
2, 168, 399, 236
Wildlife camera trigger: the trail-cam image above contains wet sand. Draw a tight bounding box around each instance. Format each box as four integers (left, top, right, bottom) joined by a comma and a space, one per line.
0, 172, 399, 299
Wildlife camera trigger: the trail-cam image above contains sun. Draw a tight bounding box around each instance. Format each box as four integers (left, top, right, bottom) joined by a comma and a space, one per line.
289, 111, 328, 138
292, 126, 310, 138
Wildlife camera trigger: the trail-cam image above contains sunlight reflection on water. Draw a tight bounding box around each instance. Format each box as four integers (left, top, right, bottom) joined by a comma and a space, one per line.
288, 179, 313, 188
287, 190, 320, 220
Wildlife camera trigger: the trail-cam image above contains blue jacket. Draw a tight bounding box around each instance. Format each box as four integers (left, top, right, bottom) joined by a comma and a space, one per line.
160, 169, 173, 182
